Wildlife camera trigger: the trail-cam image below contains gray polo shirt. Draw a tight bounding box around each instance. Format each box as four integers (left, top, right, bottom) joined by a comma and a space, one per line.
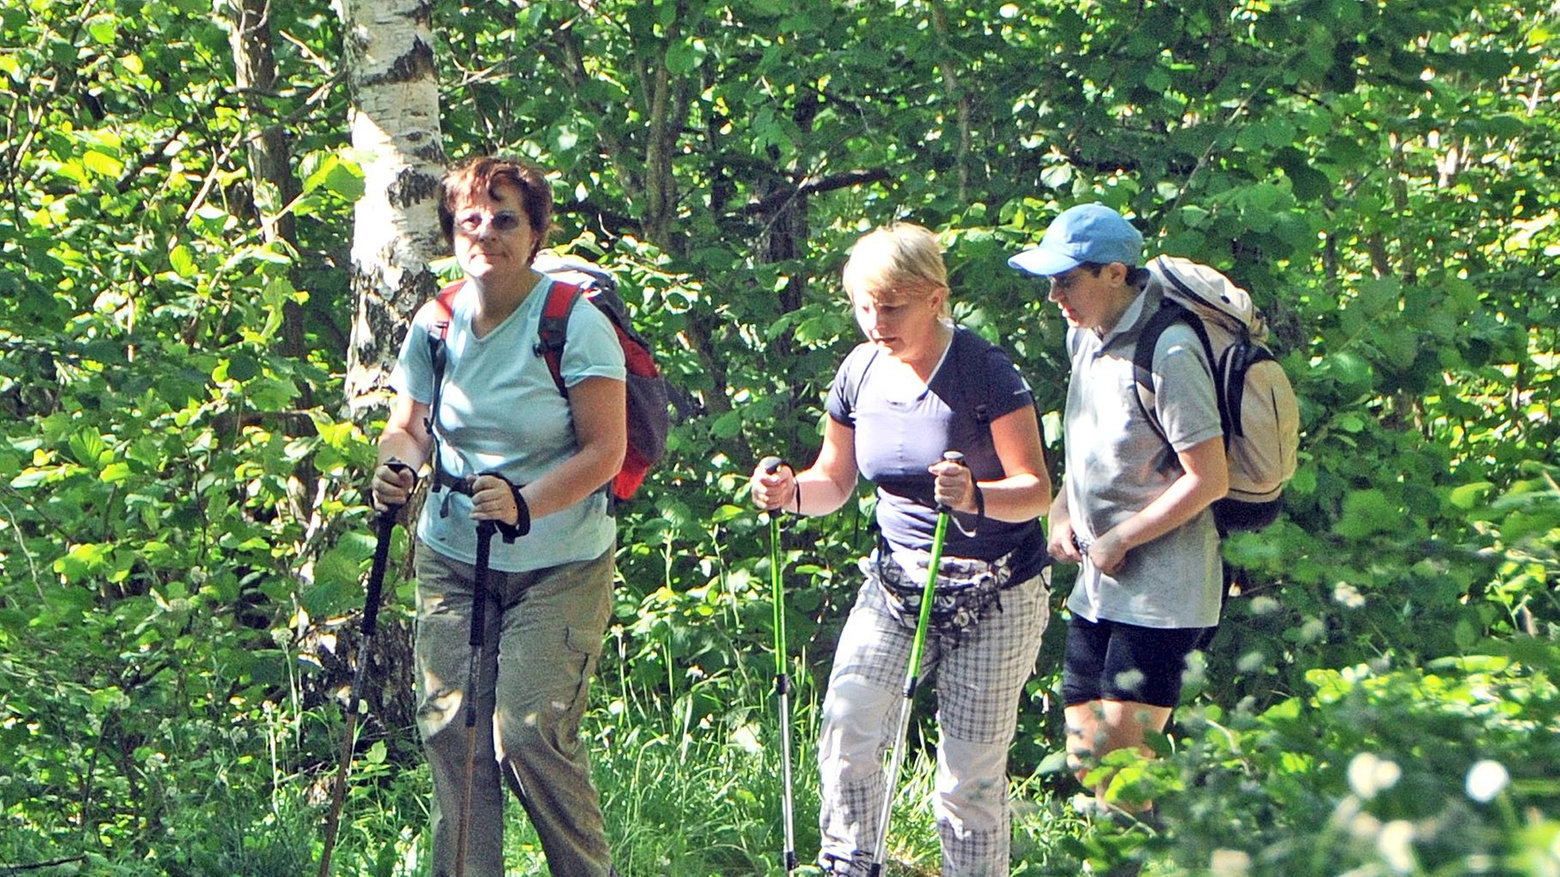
1062, 288, 1224, 628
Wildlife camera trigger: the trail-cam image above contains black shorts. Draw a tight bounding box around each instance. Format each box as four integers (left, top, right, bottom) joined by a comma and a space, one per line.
1061, 615, 1210, 709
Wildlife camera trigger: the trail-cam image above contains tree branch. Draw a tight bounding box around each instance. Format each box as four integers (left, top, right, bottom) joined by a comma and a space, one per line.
740, 168, 892, 216
0, 856, 87, 874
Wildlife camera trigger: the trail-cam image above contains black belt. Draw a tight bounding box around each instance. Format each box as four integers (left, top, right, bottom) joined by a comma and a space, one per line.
432, 467, 474, 496
429, 468, 530, 544
431, 467, 474, 518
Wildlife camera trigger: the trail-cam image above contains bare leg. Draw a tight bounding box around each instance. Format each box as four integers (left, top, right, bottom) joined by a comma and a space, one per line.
1064, 699, 1172, 813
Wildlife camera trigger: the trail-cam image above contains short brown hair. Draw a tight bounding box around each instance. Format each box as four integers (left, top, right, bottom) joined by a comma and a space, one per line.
438, 156, 554, 260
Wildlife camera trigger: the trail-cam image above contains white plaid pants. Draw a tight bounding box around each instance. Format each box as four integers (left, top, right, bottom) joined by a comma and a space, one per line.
817, 568, 1050, 877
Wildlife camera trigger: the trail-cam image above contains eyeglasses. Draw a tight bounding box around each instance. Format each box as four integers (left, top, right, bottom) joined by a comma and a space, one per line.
456, 210, 524, 234
1048, 264, 1103, 294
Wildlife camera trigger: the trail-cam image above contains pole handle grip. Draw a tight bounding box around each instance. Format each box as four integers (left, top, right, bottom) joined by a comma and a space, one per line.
758, 455, 791, 513
936, 450, 965, 513
362, 459, 413, 638
470, 521, 497, 647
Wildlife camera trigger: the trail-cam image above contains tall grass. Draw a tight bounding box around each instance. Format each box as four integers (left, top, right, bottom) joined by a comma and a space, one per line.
310, 662, 1089, 877
0, 656, 1090, 877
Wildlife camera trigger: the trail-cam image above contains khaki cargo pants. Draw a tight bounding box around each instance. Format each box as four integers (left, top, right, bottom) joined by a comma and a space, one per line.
414, 542, 616, 877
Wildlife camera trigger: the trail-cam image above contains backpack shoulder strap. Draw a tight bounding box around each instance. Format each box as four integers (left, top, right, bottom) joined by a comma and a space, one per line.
958, 328, 996, 426
844, 343, 882, 414
1132, 299, 1192, 440
424, 279, 465, 480
536, 280, 585, 397
425, 278, 463, 332
424, 280, 466, 380
1132, 298, 1226, 445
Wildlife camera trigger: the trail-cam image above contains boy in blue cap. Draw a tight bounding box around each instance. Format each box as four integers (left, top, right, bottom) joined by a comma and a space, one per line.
1010, 204, 1228, 824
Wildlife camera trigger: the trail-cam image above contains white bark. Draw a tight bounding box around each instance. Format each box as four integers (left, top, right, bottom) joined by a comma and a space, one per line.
339, 0, 445, 413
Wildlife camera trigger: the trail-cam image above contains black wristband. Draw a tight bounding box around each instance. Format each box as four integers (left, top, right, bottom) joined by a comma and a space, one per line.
954, 484, 985, 536
483, 471, 531, 542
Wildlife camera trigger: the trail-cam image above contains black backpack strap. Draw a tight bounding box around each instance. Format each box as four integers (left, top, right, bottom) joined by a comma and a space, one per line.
844, 345, 881, 417
424, 281, 464, 513
1131, 299, 1225, 445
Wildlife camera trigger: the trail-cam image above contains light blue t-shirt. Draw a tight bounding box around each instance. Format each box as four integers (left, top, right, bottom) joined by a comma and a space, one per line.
390, 276, 627, 572
1063, 288, 1224, 628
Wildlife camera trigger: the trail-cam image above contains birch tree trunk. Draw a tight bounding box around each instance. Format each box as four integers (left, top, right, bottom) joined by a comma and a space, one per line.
330, 0, 444, 741
339, 0, 446, 413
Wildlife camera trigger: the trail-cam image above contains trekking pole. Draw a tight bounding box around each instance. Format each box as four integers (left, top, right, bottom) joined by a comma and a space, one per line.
319, 461, 410, 877
868, 451, 962, 877
758, 456, 798, 874
454, 519, 497, 877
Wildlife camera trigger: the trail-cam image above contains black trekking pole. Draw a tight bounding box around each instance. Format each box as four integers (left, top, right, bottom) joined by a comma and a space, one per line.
319, 461, 410, 877
868, 451, 961, 877
455, 519, 497, 877
758, 456, 798, 874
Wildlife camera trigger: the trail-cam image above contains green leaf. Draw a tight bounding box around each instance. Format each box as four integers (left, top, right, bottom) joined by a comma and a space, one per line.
1320, 350, 1375, 396
84, 150, 125, 180
55, 543, 111, 583
88, 18, 117, 44
666, 38, 707, 76
321, 161, 365, 201
227, 353, 260, 382
711, 410, 744, 439
68, 430, 111, 469
1334, 489, 1399, 539
1449, 481, 1495, 512
168, 244, 196, 278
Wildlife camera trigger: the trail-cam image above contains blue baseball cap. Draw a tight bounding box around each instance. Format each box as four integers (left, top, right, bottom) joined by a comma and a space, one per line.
1007, 203, 1144, 277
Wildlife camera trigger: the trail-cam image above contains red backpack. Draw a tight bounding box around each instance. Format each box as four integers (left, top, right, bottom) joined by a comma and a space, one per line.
424, 255, 670, 503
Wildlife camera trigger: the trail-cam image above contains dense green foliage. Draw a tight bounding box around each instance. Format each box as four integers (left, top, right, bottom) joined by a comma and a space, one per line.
2, 0, 1557, 874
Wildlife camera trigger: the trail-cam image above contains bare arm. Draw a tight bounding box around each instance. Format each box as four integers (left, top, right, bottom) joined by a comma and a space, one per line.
930, 404, 1052, 523
471, 376, 627, 524
1047, 486, 1081, 562
372, 392, 433, 509
750, 415, 860, 516
1088, 435, 1228, 575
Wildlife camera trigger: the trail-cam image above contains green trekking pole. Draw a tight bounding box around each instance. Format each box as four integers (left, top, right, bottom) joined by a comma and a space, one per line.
319, 461, 410, 877
868, 451, 962, 877
758, 456, 798, 874
455, 519, 497, 877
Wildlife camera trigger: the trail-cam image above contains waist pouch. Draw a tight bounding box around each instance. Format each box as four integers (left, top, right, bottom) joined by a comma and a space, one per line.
864, 547, 1015, 643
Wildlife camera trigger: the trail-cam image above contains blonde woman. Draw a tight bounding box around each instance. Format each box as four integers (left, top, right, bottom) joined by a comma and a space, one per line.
751, 223, 1052, 876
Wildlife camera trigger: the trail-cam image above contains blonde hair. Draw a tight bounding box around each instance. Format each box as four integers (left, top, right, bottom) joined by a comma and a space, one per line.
841, 223, 951, 318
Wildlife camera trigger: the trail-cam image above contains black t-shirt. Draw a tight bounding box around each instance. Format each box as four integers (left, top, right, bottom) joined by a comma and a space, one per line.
827, 327, 1048, 582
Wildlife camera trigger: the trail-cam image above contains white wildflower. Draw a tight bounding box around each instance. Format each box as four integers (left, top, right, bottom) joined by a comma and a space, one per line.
1333, 581, 1366, 608
1210, 849, 1251, 877
1376, 819, 1417, 874
1465, 759, 1510, 803
1348, 752, 1401, 799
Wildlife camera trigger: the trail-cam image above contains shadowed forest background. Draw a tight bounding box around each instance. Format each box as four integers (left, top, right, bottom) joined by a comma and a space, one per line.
1, 0, 1557, 874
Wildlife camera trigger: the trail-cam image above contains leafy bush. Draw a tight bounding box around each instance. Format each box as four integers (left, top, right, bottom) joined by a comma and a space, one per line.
1065, 642, 1560, 877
